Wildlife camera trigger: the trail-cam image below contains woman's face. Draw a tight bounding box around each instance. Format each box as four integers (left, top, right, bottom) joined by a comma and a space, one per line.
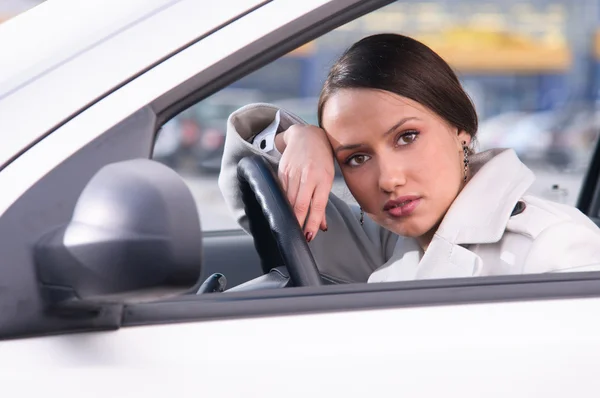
321, 88, 472, 240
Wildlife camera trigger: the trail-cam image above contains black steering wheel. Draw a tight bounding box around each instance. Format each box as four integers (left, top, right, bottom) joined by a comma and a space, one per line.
237, 155, 323, 287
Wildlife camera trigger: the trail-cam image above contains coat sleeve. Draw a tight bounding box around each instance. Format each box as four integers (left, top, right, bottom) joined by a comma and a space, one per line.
523, 221, 600, 274
217, 104, 292, 232
217, 103, 397, 283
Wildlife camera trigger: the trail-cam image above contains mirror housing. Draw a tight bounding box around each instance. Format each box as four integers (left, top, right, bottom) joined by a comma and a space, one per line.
34, 159, 202, 309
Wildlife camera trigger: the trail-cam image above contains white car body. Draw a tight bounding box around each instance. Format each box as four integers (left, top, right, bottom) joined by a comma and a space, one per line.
1, 1, 600, 397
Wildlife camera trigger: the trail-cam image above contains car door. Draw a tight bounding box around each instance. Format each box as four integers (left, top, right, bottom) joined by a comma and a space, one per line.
4, 276, 600, 397
3, 1, 600, 397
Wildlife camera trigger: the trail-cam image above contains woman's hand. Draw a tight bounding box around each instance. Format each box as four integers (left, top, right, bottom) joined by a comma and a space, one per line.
275, 125, 335, 242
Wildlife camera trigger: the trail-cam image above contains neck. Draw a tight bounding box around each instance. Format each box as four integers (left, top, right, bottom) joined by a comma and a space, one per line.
416, 228, 436, 252
417, 177, 470, 251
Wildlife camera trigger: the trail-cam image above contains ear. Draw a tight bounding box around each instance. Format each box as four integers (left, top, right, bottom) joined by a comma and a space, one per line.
457, 130, 472, 147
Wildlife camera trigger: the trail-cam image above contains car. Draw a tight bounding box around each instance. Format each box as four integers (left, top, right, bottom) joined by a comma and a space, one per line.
478, 109, 600, 171
2, 0, 600, 396
191, 88, 264, 173
477, 111, 529, 152
478, 111, 557, 164
154, 88, 263, 172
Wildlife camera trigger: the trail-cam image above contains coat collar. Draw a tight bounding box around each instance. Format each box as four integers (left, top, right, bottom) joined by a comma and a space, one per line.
435, 148, 535, 245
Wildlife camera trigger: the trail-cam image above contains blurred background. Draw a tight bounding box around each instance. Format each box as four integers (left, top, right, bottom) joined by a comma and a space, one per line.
5, 0, 600, 229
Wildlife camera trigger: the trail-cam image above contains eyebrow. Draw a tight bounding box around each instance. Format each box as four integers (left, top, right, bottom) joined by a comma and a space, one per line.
333, 117, 420, 155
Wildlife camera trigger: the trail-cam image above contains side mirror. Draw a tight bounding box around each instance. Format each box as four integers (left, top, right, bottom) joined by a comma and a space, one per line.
34, 159, 202, 312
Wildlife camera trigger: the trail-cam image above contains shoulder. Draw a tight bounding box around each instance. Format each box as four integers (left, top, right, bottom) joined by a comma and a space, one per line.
506, 195, 600, 273
506, 195, 599, 239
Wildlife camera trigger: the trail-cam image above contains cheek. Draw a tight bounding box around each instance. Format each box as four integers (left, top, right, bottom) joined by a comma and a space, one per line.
340, 164, 385, 213
414, 133, 462, 192
425, 143, 462, 197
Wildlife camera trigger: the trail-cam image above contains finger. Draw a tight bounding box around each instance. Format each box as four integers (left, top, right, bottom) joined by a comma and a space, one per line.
320, 217, 327, 232
292, 176, 314, 230
286, 171, 302, 215
277, 167, 288, 193
303, 181, 330, 241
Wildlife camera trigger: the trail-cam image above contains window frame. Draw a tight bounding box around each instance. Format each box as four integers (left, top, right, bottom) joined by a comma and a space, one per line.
123, 271, 600, 328
134, 0, 600, 330
576, 136, 600, 217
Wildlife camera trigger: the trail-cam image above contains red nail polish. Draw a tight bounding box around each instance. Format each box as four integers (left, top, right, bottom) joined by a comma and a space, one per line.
305, 232, 313, 242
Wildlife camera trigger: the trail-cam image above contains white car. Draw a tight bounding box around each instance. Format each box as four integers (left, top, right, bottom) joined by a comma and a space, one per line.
2, 0, 600, 396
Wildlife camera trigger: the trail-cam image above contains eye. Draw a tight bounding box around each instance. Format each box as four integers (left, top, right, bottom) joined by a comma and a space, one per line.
396, 131, 419, 146
345, 154, 371, 167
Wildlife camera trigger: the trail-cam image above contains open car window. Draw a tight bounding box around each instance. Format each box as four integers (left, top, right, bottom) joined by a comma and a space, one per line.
4, 0, 600, 349
153, 0, 600, 231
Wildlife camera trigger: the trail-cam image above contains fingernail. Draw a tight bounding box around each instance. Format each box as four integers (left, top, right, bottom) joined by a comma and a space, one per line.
305, 232, 313, 242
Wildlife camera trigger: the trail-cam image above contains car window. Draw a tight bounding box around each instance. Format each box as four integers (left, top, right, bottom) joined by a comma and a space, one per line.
153, 0, 600, 231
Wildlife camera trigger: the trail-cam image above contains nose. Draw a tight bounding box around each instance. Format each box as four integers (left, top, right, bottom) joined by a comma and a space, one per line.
378, 156, 407, 194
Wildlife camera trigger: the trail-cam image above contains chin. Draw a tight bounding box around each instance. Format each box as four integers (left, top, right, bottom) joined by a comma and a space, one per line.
380, 217, 432, 238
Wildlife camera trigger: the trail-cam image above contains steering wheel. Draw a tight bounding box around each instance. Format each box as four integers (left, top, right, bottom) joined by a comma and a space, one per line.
237, 155, 323, 287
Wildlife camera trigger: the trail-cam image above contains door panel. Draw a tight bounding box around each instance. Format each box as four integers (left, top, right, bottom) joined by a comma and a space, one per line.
2, 297, 600, 397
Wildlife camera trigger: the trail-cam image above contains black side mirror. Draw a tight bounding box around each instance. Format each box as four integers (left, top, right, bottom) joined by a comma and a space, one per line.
34, 159, 202, 313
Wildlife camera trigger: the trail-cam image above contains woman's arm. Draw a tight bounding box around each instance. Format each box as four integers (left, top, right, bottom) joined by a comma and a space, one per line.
219, 103, 333, 240
218, 104, 292, 232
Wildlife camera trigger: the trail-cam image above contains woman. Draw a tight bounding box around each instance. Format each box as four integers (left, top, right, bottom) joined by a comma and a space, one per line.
218, 33, 600, 283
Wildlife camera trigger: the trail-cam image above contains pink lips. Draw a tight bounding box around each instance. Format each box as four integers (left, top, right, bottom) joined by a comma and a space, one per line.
383, 196, 421, 217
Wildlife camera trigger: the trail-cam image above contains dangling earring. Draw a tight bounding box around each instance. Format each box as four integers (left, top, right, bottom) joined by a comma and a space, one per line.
462, 141, 469, 182
359, 208, 364, 226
